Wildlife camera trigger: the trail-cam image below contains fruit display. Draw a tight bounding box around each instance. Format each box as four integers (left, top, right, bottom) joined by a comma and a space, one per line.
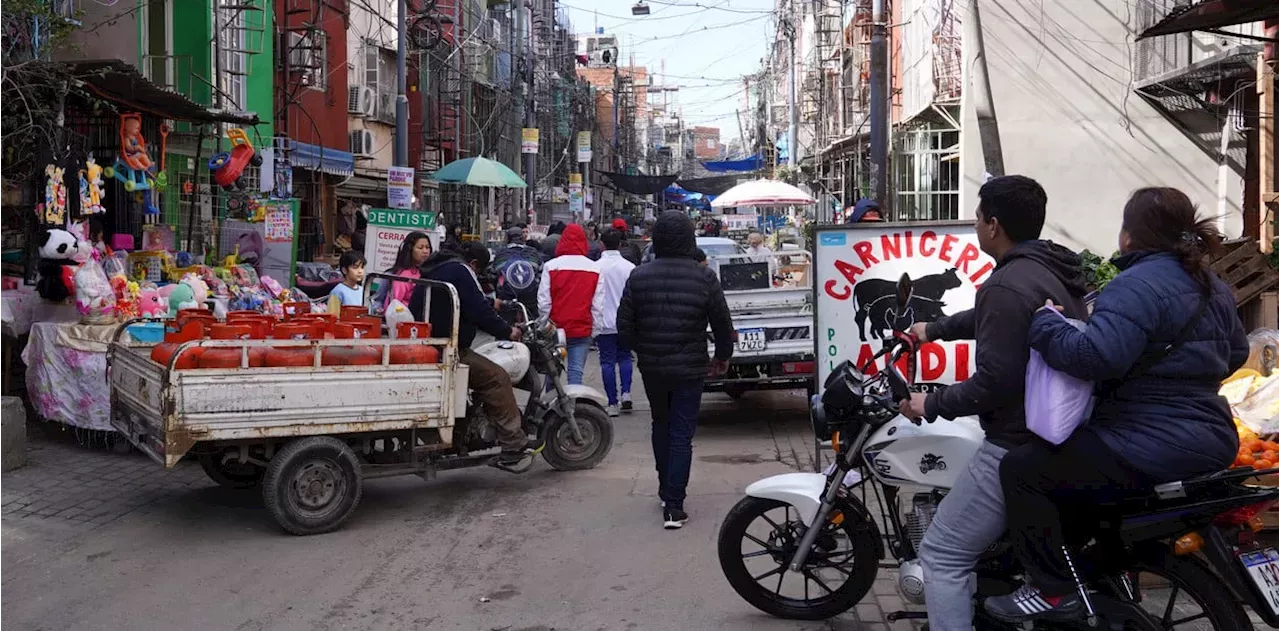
1233, 421, 1279, 470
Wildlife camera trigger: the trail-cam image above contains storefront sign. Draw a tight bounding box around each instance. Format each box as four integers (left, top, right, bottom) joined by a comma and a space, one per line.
568, 173, 584, 215
386, 166, 415, 209
720, 213, 759, 231
364, 208, 440, 274
521, 128, 539, 154
576, 131, 592, 162
813, 222, 995, 391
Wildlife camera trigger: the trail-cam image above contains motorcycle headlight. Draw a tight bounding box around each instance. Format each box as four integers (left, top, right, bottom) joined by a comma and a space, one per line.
810, 394, 833, 440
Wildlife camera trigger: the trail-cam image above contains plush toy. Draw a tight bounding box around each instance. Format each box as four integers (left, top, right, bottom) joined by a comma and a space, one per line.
138, 287, 167, 317
79, 156, 106, 215
181, 273, 209, 308
209, 295, 229, 320
36, 228, 81, 302
167, 284, 198, 317
74, 252, 116, 324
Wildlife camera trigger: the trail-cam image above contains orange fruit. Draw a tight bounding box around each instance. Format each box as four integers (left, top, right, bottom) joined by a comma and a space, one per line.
1265, 441, 1280, 451
1264, 450, 1278, 462
1248, 439, 1266, 452
1238, 454, 1256, 466
1253, 459, 1272, 470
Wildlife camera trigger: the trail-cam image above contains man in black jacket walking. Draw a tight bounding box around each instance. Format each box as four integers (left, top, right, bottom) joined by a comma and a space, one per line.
409, 241, 544, 473
618, 210, 735, 529
896, 175, 1088, 630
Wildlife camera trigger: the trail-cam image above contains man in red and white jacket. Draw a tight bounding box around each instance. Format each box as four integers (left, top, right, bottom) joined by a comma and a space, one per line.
538, 223, 604, 385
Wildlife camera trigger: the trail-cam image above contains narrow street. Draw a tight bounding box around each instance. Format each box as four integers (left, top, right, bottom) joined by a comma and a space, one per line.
1, 358, 923, 631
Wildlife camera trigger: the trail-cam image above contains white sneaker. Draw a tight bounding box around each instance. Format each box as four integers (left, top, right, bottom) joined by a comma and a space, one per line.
606, 404, 620, 417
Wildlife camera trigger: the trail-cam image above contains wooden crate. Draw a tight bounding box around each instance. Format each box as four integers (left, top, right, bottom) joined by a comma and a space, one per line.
1243, 290, 1279, 331
1211, 240, 1279, 307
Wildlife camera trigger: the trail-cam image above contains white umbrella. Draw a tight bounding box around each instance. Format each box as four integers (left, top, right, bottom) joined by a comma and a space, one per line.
711, 179, 816, 209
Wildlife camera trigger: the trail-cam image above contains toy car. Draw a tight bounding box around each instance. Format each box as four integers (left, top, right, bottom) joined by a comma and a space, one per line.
209, 128, 263, 191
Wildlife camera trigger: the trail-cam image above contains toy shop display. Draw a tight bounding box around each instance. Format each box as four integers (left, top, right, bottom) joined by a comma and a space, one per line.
79, 156, 107, 215
102, 113, 163, 215
209, 128, 263, 191
36, 228, 81, 302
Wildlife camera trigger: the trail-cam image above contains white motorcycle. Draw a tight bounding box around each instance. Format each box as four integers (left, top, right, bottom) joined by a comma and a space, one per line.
717, 275, 1278, 630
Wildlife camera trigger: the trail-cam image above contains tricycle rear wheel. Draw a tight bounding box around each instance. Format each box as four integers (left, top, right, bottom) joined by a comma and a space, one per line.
262, 436, 363, 535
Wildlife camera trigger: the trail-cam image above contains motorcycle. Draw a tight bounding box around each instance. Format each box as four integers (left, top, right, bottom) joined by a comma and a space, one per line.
717, 274, 1279, 629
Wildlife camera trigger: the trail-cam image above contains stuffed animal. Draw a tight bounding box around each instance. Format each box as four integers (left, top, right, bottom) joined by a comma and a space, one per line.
138, 287, 167, 317
167, 284, 198, 317
79, 157, 106, 214
36, 228, 81, 302
181, 273, 209, 308
209, 295, 229, 320
74, 253, 116, 324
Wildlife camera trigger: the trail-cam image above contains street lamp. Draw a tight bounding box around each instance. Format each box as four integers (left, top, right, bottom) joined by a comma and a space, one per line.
631, 2, 650, 16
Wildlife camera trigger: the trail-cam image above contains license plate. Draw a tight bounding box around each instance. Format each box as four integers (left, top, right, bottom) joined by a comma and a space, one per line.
736, 328, 767, 352
1239, 548, 1279, 617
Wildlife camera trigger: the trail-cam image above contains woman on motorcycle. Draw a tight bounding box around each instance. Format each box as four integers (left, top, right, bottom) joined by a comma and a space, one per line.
984, 187, 1250, 623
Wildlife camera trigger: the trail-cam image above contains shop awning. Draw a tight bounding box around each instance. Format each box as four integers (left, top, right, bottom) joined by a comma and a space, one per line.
700, 155, 764, 173
67, 60, 258, 124
289, 140, 355, 177
599, 171, 678, 195
678, 175, 744, 196
1137, 0, 1276, 39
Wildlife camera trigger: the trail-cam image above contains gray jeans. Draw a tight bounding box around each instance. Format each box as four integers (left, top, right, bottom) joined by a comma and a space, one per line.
919, 441, 1008, 631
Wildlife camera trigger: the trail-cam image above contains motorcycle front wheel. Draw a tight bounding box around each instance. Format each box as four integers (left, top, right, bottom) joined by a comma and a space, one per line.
718, 496, 879, 620
541, 401, 613, 471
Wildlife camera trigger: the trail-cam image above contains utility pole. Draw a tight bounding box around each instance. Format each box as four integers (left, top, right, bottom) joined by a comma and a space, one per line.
516, 0, 533, 222
395, 0, 409, 167
963, 0, 1004, 177
869, 0, 888, 207
786, 2, 798, 169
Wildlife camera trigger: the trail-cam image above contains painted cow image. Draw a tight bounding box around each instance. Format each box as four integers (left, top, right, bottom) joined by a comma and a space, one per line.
853, 268, 961, 341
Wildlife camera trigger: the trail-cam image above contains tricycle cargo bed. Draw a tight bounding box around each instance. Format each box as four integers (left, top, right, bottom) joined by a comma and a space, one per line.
108, 339, 465, 468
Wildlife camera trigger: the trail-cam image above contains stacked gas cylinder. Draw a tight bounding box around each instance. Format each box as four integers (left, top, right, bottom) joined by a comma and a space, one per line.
148, 304, 440, 369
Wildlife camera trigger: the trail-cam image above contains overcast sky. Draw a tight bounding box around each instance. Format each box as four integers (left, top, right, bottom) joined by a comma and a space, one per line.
558, 0, 776, 150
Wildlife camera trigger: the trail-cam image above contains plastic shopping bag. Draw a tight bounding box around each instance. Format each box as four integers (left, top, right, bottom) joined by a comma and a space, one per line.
1024, 308, 1094, 445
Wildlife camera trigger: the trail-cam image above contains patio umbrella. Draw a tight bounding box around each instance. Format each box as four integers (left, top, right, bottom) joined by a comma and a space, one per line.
711, 179, 815, 208
429, 157, 527, 188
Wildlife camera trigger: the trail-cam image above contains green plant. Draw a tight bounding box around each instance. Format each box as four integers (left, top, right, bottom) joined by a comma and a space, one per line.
1080, 249, 1120, 291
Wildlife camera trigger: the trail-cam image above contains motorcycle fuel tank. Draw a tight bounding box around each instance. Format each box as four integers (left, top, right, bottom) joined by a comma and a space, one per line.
861, 415, 984, 489
473, 340, 531, 383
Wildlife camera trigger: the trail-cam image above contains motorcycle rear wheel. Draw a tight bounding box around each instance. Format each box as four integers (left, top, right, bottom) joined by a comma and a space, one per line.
718, 496, 879, 620
1121, 546, 1252, 631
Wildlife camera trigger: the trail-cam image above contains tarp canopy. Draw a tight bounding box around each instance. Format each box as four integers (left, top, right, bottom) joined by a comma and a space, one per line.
68, 60, 259, 124
700, 155, 764, 173
600, 171, 678, 195
1137, 0, 1276, 39
677, 174, 744, 196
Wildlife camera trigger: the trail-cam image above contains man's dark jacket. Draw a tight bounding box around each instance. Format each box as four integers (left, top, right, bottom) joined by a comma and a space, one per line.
491, 243, 544, 317
409, 251, 510, 349
923, 239, 1088, 449
618, 211, 735, 381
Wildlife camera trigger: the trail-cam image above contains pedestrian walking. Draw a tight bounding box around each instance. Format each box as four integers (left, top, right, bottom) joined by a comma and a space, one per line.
594, 229, 636, 417
540, 221, 566, 259
618, 210, 735, 530
611, 218, 643, 265
538, 223, 603, 385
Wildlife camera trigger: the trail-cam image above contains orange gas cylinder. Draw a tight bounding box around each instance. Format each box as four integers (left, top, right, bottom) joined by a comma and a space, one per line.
340, 305, 368, 321
265, 323, 315, 367
176, 309, 217, 331
151, 320, 207, 369
355, 315, 384, 338
225, 313, 272, 366
348, 320, 379, 339
198, 324, 254, 369
295, 313, 337, 336
390, 322, 439, 365
322, 323, 381, 366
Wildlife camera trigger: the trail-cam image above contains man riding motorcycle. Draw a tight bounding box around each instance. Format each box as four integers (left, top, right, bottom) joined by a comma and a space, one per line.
897, 175, 1089, 630
491, 226, 545, 320
409, 240, 544, 472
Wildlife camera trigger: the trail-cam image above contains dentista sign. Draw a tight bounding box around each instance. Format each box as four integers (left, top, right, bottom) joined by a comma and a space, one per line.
813, 222, 996, 391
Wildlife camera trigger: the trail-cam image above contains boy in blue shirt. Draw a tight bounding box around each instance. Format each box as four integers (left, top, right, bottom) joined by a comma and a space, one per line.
329, 250, 367, 306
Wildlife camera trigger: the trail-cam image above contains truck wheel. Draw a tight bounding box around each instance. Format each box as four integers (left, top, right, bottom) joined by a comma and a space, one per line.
200, 452, 265, 489
262, 436, 363, 535
542, 401, 614, 471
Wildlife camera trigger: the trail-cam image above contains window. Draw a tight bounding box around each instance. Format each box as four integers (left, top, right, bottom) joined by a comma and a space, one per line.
893, 126, 960, 221
140, 0, 173, 87
289, 30, 327, 91
364, 43, 396, 124
217, 0, 248, 112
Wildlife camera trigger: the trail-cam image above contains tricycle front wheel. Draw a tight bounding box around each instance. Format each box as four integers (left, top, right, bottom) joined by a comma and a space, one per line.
262, 436, 363, 535
541, 401, 614, 471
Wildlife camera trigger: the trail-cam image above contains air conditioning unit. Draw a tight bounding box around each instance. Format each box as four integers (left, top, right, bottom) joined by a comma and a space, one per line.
349, 130, 375, 157
347, 85, 363, 114
359, 86, 377, 118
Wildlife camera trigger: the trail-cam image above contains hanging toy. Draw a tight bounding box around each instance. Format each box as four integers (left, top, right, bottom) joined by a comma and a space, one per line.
44, 164, 67, 224
79, 156, 107, 214
101, 113, 160, 216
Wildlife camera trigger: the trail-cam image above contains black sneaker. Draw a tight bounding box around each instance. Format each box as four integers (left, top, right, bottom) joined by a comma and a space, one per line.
663, 507, 688, 530
984, 583, 1083, 623
620, 393, 633, 412
491, 439, 546, 474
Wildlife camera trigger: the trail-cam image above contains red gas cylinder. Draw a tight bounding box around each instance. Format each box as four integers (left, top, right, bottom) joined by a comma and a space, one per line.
281, 302, 312, 319
295, 313, 337, 336
226, 313, 272, 366
390, 322, 440, 365
176, 309, 217, 332
322, 323, 381, 366
265, 323, 315, 367
339, 305, 368, 321
151, 320, 206, 369
355, 315, 384, 338
198, 324, 254, 368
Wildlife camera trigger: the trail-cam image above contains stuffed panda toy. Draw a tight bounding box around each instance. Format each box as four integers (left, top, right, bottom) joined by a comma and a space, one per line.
37, 228, 81, 302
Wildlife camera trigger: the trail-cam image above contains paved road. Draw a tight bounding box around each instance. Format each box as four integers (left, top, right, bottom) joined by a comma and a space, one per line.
2, 357, 923, 631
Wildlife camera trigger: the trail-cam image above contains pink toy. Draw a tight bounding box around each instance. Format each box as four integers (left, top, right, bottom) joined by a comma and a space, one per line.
138, 288, 167, 317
